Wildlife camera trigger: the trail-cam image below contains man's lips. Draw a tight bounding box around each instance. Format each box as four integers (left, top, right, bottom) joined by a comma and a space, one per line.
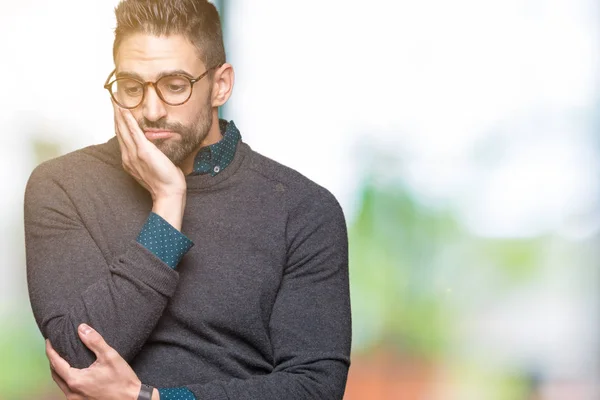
143, 130, 174, 140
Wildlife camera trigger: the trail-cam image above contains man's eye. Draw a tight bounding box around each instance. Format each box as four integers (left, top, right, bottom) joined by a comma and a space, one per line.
124, 86, 142, 96
166, 84, 186, 93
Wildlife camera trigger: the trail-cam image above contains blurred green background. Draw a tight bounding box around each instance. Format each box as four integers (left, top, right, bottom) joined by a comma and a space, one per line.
2, 0, 599, 399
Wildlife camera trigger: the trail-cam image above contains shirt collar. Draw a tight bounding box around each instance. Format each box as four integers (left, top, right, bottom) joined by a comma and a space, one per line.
192, 119, 241, 176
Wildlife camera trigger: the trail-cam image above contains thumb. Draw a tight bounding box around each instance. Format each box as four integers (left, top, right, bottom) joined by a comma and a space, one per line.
78, 324, 111, 359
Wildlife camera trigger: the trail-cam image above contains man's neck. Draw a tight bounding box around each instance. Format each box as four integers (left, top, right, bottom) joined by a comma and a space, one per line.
179, 112, 223, 175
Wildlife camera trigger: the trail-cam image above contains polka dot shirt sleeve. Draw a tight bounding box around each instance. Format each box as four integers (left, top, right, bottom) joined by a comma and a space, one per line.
158, 387, 197, 400
136, 212, 194, 269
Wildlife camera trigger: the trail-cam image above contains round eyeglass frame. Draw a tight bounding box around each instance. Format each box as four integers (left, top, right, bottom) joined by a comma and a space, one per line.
103, 64, 221, 109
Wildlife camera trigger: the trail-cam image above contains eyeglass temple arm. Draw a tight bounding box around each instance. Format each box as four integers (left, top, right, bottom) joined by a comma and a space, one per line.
190, 63, 224, 83
103, 69, 117, 89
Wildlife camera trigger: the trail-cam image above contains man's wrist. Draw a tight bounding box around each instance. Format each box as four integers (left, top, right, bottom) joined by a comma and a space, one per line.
152, 194, 186, 231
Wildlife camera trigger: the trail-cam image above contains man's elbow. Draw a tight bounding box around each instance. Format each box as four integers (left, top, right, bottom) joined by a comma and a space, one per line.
295, 359, 350, 400
43, 316, 96, 369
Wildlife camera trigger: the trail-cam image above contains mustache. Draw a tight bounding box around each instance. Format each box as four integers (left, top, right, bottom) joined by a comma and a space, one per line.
138, 118, 186, 132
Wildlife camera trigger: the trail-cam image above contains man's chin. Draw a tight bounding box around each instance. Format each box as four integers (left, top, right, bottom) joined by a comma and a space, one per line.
151, 137, 169, 146
156, 144, 193, 166
151, 135, 176, 147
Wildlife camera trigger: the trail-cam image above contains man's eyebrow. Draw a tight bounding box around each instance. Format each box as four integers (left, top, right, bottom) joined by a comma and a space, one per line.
115, 69, 196, 80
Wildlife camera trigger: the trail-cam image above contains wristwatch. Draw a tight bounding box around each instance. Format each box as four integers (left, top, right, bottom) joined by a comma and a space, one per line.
138, 383, 154, 400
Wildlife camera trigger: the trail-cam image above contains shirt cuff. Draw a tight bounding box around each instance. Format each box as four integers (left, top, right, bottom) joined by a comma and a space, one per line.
158, 387, 197, 400
136, 212, 194, 269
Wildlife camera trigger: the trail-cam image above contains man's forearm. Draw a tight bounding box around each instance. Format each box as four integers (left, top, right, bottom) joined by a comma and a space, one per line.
34, 240, 180, 368
152, 194, 186, 231
154, 358, 349, 400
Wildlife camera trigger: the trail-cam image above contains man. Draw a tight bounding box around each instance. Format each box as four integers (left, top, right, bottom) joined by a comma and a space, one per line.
24, 1, 351, 399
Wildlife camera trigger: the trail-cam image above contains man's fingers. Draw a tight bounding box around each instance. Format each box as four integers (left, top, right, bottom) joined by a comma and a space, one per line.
121, 108, 148, 148
113, 101, 137, 158
77, 324, 117, 362
115, 126, 130, 162
114, 116, 132, 163
45, 339, 72, 380
51, 369, 87, 400
50, 366, 71, 394
50, 369, 70, 393
115, 116, 151, 189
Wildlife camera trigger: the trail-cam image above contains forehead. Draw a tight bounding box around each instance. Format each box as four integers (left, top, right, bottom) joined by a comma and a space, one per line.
115, 33, 205, 78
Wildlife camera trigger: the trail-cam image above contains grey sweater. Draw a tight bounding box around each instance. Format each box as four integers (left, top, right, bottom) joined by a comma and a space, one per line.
24, 136, 351, 400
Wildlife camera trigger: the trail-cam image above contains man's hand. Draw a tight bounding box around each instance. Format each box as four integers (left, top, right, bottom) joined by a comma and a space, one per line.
113, 102, 186, 230
46, 323, 153, 400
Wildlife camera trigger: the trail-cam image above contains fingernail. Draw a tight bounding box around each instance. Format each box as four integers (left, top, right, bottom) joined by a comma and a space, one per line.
79, 324, 92, 336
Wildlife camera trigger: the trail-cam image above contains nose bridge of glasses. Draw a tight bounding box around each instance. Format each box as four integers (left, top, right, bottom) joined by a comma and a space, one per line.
142, 81, 168, 107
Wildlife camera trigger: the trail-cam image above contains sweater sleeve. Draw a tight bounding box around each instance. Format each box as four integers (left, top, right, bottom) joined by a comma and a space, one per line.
24, 164, 181, 369
174, 189, 352, 400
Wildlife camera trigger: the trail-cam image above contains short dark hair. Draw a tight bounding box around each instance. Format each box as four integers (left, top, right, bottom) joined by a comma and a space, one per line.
113, 0, 226, 69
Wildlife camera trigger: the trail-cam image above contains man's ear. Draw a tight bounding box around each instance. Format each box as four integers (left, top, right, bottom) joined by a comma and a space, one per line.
212, 63, 235, 107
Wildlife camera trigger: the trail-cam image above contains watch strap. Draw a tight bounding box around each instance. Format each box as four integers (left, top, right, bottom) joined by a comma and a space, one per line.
137, 383, 154, 400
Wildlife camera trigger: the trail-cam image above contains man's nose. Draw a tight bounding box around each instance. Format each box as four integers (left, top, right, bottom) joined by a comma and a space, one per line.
142, 84, 168, 122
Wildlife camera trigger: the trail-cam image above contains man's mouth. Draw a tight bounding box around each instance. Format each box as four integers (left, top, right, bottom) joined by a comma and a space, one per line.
144, 130, 174, 140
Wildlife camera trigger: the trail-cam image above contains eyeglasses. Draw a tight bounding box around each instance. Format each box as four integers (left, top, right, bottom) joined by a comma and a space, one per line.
103, 65, 220, 109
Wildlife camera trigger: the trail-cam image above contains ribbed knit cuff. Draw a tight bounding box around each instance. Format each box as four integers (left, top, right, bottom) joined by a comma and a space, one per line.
113, 241, 180, 298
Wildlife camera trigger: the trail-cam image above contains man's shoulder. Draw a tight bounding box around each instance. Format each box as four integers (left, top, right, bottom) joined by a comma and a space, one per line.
28, 137, 120, 183
244, 145, 341, 209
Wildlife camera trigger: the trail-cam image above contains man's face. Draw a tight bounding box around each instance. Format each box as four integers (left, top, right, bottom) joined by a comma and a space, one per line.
114, 33, 213, 166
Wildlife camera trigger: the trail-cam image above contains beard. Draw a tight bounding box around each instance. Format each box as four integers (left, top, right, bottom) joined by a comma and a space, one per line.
137, 97, 213, 166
